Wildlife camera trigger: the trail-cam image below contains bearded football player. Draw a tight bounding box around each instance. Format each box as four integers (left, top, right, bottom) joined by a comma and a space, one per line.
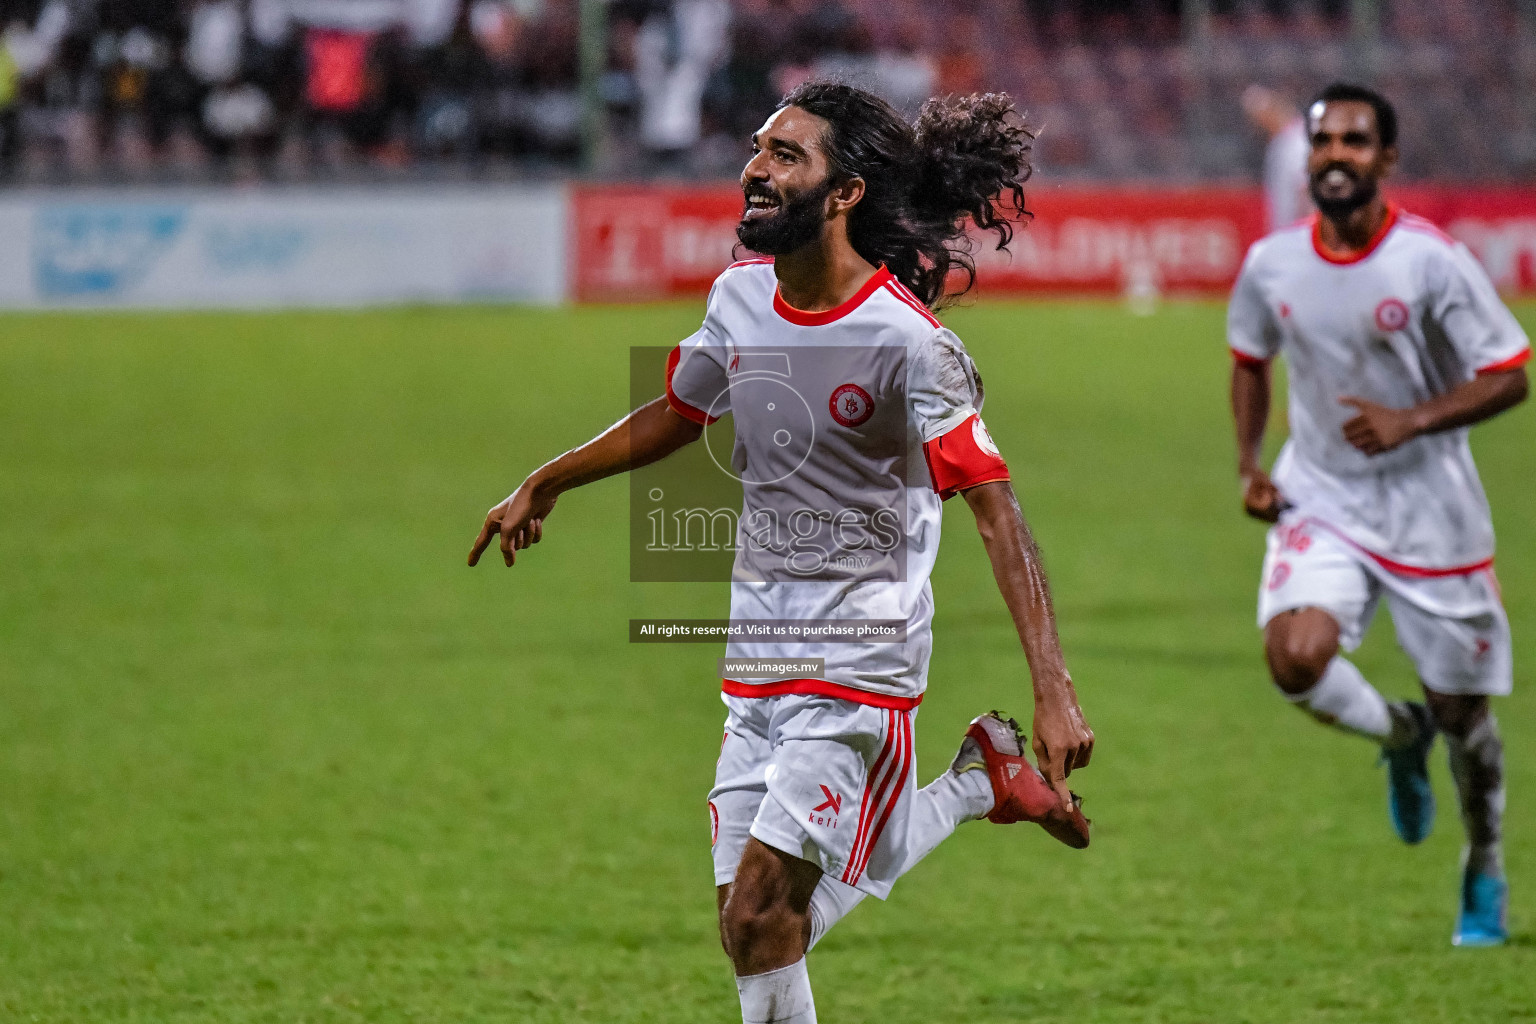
1228, 82, 1529, 946
470, 81, 1094, 1021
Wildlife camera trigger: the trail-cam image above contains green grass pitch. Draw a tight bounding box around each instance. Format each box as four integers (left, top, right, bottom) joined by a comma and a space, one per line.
2, 298, 1533, 1023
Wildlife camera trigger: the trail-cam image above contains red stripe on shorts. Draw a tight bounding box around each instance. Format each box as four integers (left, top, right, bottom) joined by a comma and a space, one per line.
842, 710, 899, 885
848, 711, 913, 884
1305, 517, 1494, 578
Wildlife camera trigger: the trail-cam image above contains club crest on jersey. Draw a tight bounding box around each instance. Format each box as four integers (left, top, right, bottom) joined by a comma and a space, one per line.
829, 383, 874, 427
1375, 297, 1410, 332
972, 416, 1001, 456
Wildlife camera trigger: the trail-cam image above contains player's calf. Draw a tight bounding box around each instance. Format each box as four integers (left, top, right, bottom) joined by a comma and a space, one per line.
1423, 691, 1489, 741
1431, 696, 1502, 860
1427, 692, 1507, 944
722, 841, 823, 1024
720, 839, 821, 976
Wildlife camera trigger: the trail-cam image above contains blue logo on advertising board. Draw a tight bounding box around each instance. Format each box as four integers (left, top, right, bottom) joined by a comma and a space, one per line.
34, 206, 186, 297
203, 223, 309, 272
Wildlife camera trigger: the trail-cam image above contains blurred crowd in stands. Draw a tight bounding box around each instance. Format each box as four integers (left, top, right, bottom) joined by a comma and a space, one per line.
0, 0, 1533, 183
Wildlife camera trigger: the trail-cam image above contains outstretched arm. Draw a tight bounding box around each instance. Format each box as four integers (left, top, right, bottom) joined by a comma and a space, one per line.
1232, 358, 1283, 522
961, 480, 1093, 810
1339, 368, 1528, 457
468, 397, 703, 567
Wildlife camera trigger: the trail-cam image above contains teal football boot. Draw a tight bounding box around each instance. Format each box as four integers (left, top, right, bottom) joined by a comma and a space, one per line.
1453, 868, 1508, 947
1381, 702, 1436, 844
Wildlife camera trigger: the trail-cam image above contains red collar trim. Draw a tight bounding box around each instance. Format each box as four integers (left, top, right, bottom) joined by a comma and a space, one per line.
1311, 203, 1399, 265
773, 266, 893, 326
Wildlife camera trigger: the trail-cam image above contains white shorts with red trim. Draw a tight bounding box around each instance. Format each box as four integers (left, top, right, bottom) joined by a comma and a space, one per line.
1258, 516, 1512, 696
709, 692, 916, 899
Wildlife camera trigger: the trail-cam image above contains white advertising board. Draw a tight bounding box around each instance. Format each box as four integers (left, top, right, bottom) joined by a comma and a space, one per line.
0, 185, 566, 309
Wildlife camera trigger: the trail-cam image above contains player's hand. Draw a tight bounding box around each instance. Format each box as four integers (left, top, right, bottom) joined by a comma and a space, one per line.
1339, 396, 1419, 456
1032, 684, 1094, 812
468, 478, 557, 567
1241, 467, 1284, 523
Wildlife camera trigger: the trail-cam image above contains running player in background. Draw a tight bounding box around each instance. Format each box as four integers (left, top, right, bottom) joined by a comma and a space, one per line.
1242, 84, 1310, 232
469, 82, 1094, 1022
1234, 85, 1308, 233
1228, 82, 1529, 947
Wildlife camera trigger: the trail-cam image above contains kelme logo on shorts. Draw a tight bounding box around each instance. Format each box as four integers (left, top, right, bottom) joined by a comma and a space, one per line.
809, 785, 843, 828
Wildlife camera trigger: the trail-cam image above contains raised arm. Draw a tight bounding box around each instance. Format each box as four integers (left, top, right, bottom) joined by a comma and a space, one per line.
1339, 368, 1528, 457
961, 480, 1093, 810
468, 397, 703, 567
1231, 356, 1284, 522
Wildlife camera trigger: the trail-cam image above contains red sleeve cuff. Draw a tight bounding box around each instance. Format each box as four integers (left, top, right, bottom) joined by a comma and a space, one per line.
923, 413, 1011, 500
1476, 348, 1531, 375
664, 345, 718, 425
1230, 348, 1270, 368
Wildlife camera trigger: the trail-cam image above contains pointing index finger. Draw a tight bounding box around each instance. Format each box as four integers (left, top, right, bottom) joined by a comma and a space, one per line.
468, 515, 497, 566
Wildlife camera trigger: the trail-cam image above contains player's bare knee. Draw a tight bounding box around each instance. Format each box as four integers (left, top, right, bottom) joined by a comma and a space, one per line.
1264, 611, 1338, 695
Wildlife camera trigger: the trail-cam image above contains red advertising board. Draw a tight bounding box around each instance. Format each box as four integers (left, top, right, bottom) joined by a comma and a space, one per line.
572, 185, 745, 301
571, 183, 1536, 301
1398, 187, 1536, 294
967, 185, 1264, 296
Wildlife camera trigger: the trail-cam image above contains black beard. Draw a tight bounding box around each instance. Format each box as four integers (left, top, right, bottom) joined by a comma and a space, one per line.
1309, 171, 1378, 220
736, 178, 835, 255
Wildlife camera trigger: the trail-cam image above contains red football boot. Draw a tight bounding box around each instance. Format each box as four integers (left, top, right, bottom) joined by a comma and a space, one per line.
955, 711, 1091, 849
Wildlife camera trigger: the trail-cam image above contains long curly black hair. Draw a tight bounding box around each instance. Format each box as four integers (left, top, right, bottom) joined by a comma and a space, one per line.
772, 81, 1033, 310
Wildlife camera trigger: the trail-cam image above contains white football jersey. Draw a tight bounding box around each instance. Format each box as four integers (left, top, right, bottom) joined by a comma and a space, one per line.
1228, 204, 1531, 571
666, 259, 1010, 708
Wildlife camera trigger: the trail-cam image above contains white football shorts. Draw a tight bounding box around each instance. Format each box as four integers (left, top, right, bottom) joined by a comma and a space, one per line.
1257, 516, 1512, 696
709, 692, 918, 900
